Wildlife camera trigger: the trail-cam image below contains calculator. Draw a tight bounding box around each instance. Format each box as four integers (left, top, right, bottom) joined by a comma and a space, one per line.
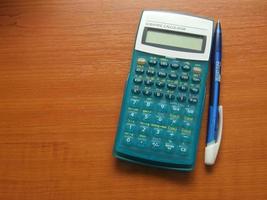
113, 11, 214, 171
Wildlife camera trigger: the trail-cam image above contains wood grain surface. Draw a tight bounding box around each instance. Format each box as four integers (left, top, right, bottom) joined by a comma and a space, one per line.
0, 1, 266, 200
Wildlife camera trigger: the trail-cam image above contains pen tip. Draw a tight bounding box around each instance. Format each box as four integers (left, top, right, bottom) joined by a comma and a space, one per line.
217, 19, 220, 24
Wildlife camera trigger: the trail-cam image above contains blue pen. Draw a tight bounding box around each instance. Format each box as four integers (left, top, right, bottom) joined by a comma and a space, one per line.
205, 20, 223, 165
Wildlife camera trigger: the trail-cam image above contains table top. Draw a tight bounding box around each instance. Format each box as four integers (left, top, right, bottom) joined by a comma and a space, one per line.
0, 1, 266, 200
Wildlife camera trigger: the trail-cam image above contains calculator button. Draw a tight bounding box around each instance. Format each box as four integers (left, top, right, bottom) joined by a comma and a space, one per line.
168, 73, 178, 80
190, 87, 199, 94
193, 66, 202, 74
177, 95, 187, 103
137, 57, 146, 65
180, 74, 189, 81
185, 107, 195, 117
182, 64, 191, 71
143, 100, 154, 110
170, 62, 180, 70
131, 87, 141, 95
123, 133, 134, 146
146, 69, 155, 76
182, 120, 192, 129
156, 103, 168, 113
155, 114, 166, 124
169, 118, 180, 127
181, 135, 192, 143
142, 89, 152, 97
170, 104, 182, 114
144, 79, 154, 86
148, 59, 157, 66
178, 143, 189, 155
188, 97, 198, 104
167, 83, 177, 90
139, 125, 151, 135
156, 81, 165, 88
136, 135, 149, 148
129, 98, 141, 108
166, 130, 176, 140
159, 61, 168, 68
151, 137, 163, 150
135, 67, 144, 74
125, 123, 137, 132
141, 113, 153, 123
178, 85, 188, 92
164, 140, 175, 153
192, 77, 201, 83
165, 93, 175, 100
133, 77, 142, 84
157, 71, 167, 78
152, 128, 164, 137
154, 91, 163, 98
128, 111, 139, 120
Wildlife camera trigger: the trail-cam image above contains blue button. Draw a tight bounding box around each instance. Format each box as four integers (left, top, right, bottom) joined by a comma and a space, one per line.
136, 134, 149, 148
122, 134, 134, 146
128, 111, 139, 120
125, 123, 138, 133
151, 137, 163, 151
129, 98, 141, 108
178, 143, 189, 155
168, 117, 180, 127
164, 140, 175, 153
170, 104, 183, 115
141, 113, 153, 123
139, 125, 150, 135
156, 102, 168, 113
181, 135, 191, 143
152, 128, 164, 137
185, 106, 195, 117
166, 130, 175, 139
155, 114, 166, 125
143, 100, 154, 110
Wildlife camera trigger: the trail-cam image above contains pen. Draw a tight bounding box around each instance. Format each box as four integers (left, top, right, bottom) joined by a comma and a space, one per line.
205, 20, 223, 165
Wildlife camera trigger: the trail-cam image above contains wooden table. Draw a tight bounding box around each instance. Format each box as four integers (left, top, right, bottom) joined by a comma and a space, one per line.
0, 1, 266, 200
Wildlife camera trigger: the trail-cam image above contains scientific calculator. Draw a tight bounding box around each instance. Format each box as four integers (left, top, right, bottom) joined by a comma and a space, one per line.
113, 11, 214, 171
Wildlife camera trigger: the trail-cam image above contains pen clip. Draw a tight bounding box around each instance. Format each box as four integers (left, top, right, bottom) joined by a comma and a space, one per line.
205, 105, 223, 165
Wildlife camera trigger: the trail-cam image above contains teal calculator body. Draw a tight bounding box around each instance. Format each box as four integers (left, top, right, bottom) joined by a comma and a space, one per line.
113, 11, 214, 171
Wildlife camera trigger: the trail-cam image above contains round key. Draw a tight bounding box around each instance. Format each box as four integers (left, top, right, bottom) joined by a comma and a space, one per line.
178, 143, 189, 155
192, 77, 201, 83
177, 95, 187, 103
179, 85, 188, 92
164, 140, 175, 153
144, 79, 154, 86
180, 74, 189, 81
190, 87, 199, 94
193, 66, 202, 74
137, 57, 146, 65
169, 73, 178, 80
154, 91, 163, 98
131, 87, 141, 95
159, 61, 168, 68
167, 83, 177, 90
133, 77, 142, 84
170, 62, 179, 70
146, 69, 155, 76
123, 134, 134, 146
188, 97, 198, 104
157, 71, 167, 78
135, 67, 144, 74
148, 59, 157, 66
156, 81, 165, 88
182, 64, 191, 71
165, 93, 175, 100
142, 89, 152, 97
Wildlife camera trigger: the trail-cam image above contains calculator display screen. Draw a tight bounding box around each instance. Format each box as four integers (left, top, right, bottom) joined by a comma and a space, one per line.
143, 28, 205, 52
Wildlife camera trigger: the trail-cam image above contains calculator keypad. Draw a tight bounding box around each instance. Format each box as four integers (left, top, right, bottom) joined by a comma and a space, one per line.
122, 56, 203, 158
